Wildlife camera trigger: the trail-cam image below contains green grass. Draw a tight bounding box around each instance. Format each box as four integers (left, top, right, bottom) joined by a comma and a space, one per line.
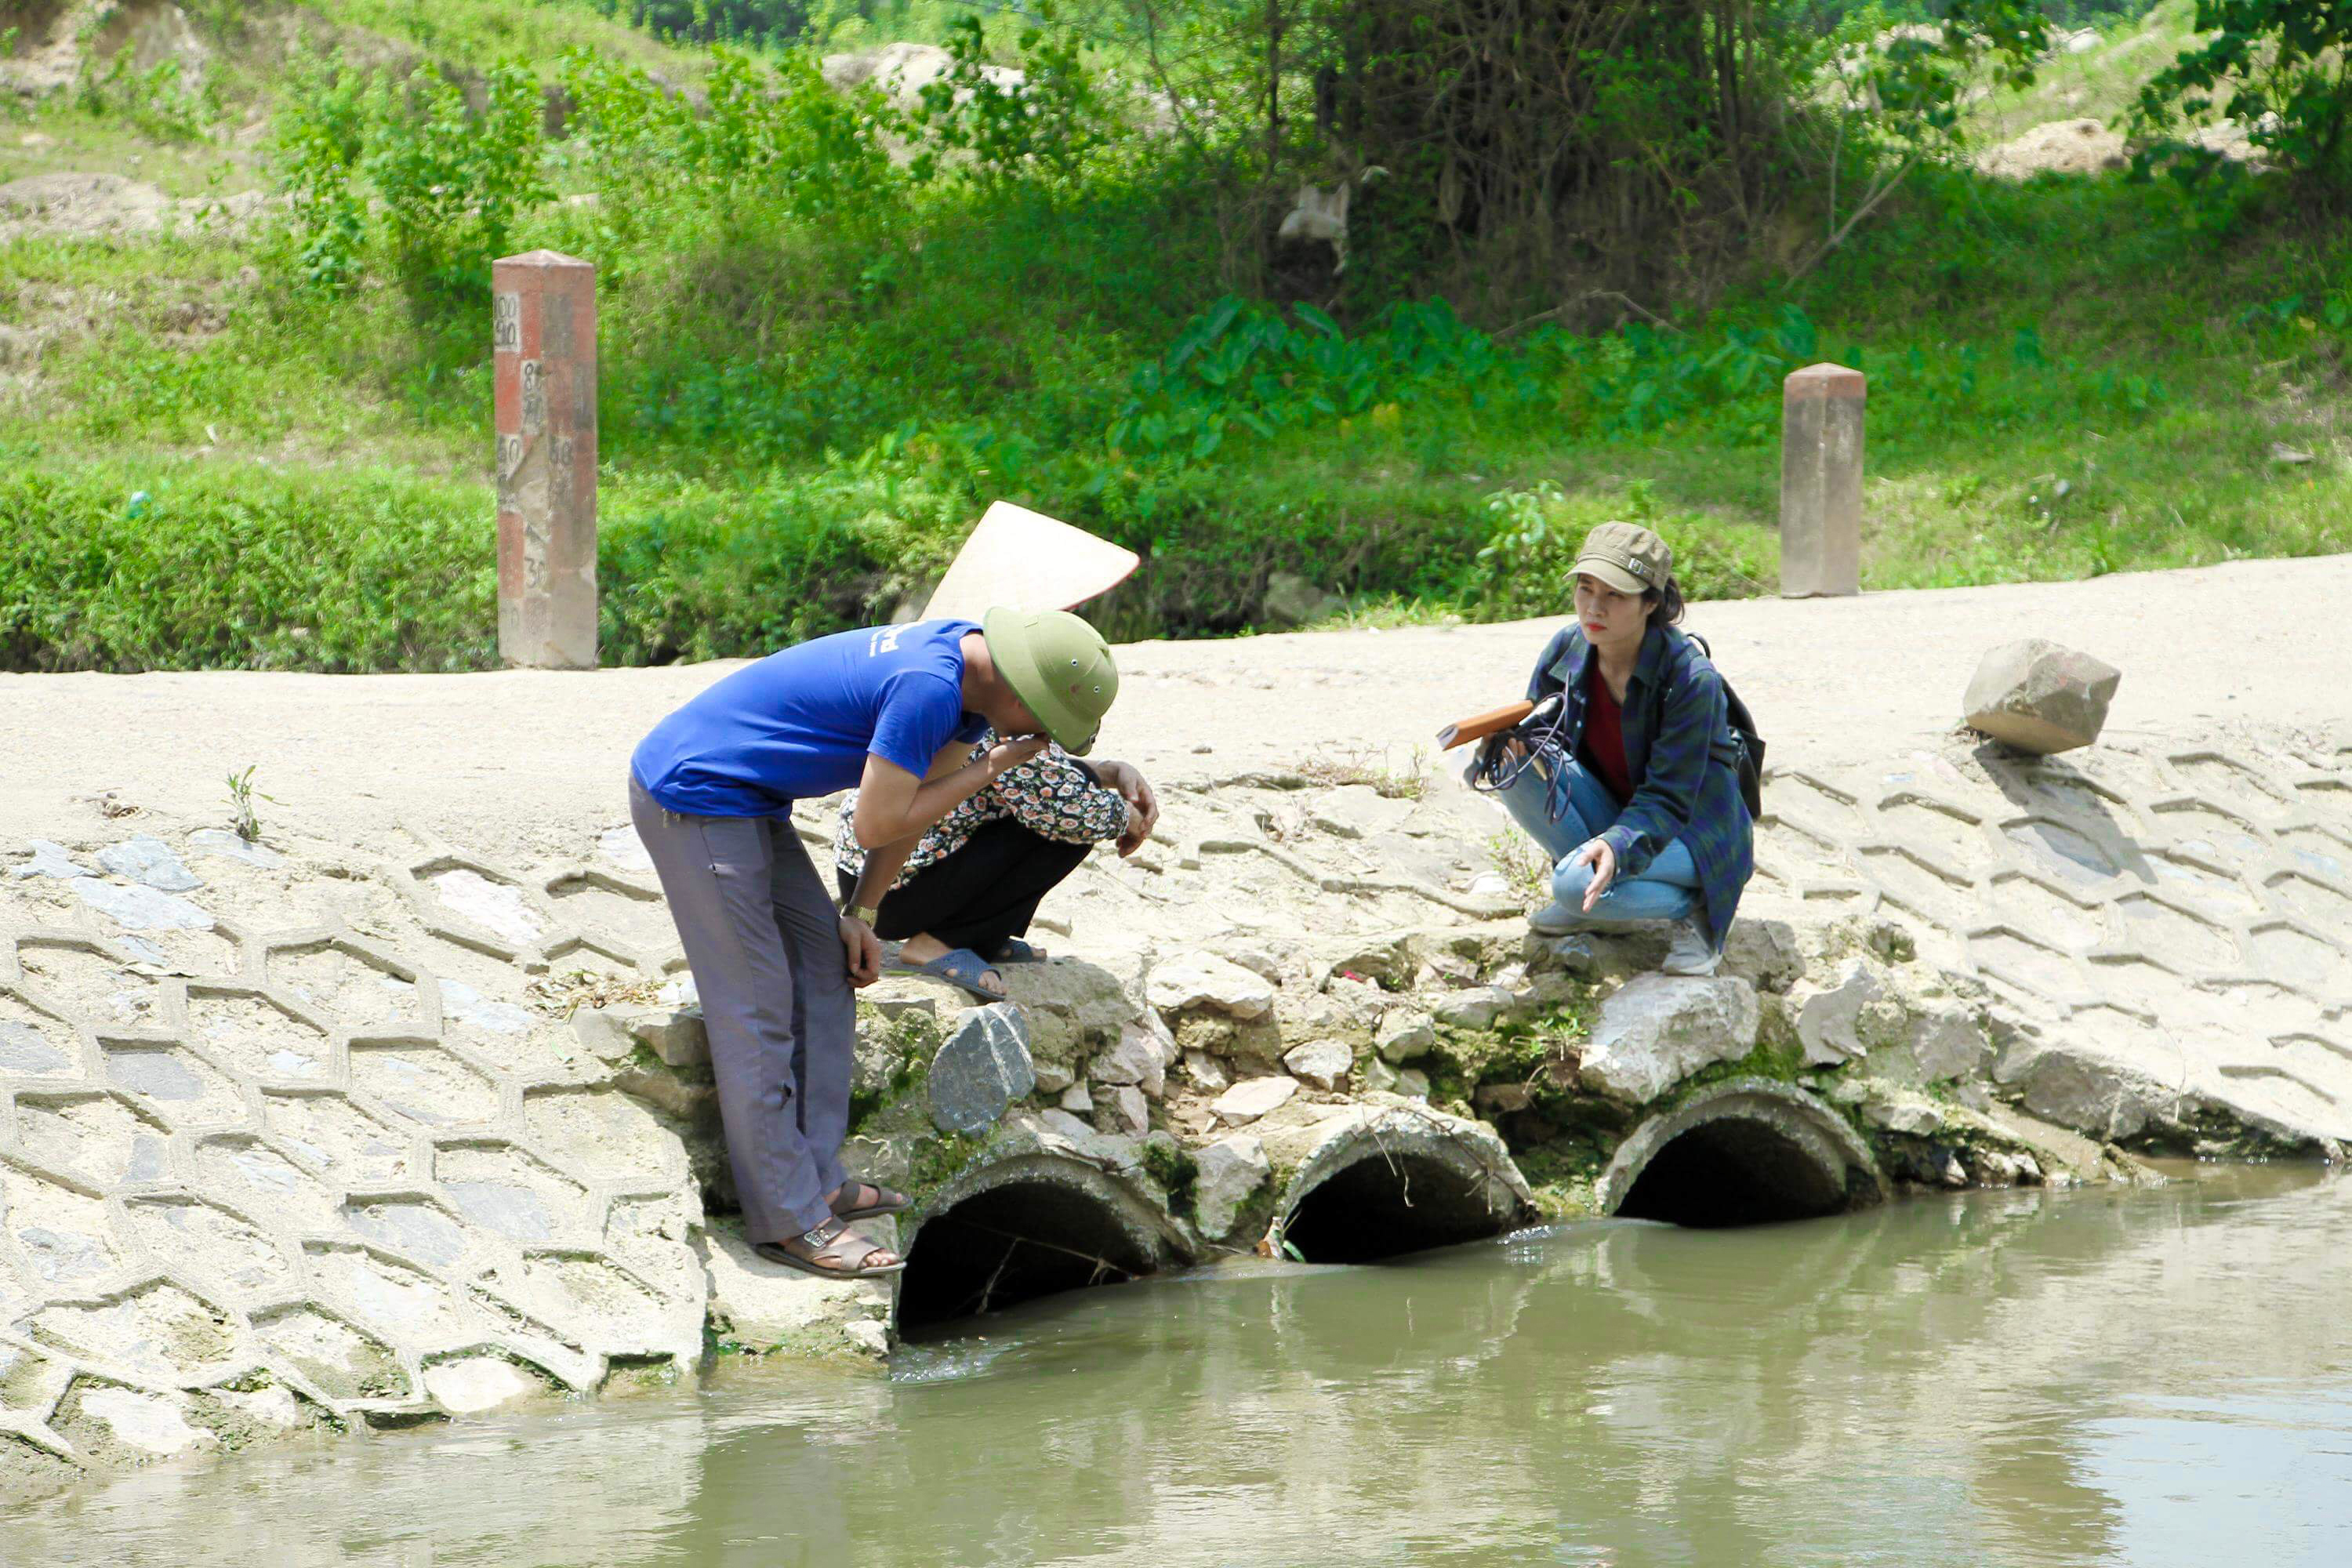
2, 0, 2347, 673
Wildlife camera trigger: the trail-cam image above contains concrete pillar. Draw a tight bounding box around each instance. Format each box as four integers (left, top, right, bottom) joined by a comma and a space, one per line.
492, 250, 597, 668
1779, 361, 1864, 598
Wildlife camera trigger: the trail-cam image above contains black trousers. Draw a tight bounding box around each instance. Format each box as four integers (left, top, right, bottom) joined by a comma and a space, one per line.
837, 818, 1092, 957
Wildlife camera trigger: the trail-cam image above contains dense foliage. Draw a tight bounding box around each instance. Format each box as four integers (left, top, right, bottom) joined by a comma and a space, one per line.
2, 0, 2348, 673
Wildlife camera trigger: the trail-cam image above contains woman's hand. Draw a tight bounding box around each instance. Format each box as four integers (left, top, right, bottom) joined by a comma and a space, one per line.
1565, 837, 1617, 912
1097, 760, 1160, 854
838, 914, 882, 987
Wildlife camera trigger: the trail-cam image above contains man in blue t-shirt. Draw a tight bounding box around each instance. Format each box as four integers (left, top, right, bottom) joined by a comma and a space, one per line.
629, 608, 1120, 1279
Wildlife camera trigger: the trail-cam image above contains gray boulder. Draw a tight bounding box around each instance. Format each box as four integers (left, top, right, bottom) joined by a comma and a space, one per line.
1581, 974, 1761, 1103
1192, 1134, 1271, 1240
927, 1004, 1036, 1134
1963, 639, 2121, 755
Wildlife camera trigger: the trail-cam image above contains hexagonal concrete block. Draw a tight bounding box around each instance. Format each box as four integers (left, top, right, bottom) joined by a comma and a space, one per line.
1963, 639, 2120, 755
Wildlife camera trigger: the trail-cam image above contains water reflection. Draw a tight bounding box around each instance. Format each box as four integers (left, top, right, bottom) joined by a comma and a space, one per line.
7, 1167, 2350, 1567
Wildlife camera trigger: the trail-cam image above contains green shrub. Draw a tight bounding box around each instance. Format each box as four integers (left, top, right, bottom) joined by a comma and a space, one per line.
0, 464, 495, 672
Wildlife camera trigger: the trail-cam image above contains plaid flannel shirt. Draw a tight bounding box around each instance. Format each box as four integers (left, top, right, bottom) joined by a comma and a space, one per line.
1527, 622, 1755, 949
833, 731, 1132, 891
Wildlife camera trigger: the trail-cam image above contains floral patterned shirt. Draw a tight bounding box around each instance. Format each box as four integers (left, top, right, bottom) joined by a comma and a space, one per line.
833, 731, 1134, 891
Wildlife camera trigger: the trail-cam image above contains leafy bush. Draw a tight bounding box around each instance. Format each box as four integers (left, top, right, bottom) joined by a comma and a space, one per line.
2133, 0, 2352, 197
270, 54, 553, 302
0, 465, 495, 673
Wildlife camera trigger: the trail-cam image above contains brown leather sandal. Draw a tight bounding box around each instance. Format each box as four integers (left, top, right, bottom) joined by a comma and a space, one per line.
830, 1181, 911, 1221
754, 1219, 905, 1279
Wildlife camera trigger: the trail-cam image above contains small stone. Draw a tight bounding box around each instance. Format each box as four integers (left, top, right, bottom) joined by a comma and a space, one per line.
1433, 986, 1513, 1030
1396, 1068, 1432, 1100
843, 1319, 891, 1357
1091, 1018, 1172, 1097
96, 836, 201, 891
1375, 1008, 1437, 1063
1467, 873, 1512, 898
1033, 1059, 1076, 1094
1360, 1058, 1399, 1094
1210, 1076, 1298, 1125
926, 1004, 1036, 1134
1193, 1134, 1271, 1240
1060, 1083, 1094, 1114
71, 880, 212, 931
1281, 1039, 1353, 1091
187, 829, 284, 868
1579, 974, 1761, 1103
1183, 1049, 1230, 1091
1147, 952, 1276, 1020
13, 839, 92, 880
1795, 957, 1886, 1066
1962, 638, 2121, 756
2270, 441, 2316, 466
1096, 1084, 1149, 1136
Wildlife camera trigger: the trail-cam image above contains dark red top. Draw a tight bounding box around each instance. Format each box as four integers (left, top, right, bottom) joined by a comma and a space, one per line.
1581, 665, 1635, 804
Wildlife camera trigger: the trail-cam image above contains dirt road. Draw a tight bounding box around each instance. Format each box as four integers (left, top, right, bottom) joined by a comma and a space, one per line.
5, 554, 2343, 863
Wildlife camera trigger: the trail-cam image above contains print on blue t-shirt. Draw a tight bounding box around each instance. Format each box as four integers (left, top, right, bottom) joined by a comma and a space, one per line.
631, 619, 989, 817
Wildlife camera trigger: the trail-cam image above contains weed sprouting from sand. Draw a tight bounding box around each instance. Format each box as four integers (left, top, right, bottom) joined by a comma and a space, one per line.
1486, 832, 1550, 905
225, 764, 274, 842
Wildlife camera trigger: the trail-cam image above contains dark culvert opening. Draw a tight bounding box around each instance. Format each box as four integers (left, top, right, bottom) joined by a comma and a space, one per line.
895, 1180, 1163, 1338
1616, 1120, 1849, 1229
1282, 1153, 1512, 1265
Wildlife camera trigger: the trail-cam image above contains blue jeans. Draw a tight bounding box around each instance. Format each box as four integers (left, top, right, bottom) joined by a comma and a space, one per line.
1490, 750, 1700, 927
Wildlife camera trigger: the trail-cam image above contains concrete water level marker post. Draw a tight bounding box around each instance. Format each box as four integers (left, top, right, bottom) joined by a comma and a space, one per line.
493, 249, 598, 669
1779, 361, 1864, 598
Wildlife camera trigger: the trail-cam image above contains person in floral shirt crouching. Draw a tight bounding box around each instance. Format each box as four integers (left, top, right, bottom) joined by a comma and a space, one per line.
833, 731, 1159, 1000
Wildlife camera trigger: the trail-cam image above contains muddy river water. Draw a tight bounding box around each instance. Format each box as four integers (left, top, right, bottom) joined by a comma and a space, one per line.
5, 1164, 2349, 1566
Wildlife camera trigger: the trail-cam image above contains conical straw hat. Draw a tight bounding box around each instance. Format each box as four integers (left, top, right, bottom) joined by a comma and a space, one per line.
921, 502, 1141, 621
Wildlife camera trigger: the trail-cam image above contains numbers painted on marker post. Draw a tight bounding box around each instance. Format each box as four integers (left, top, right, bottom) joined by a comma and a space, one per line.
492, 292, 521, 354
519, 359, 546, 433
495, 434, 524, 512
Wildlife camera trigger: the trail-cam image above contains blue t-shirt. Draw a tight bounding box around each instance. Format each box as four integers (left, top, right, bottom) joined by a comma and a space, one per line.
631, 620, 989, 817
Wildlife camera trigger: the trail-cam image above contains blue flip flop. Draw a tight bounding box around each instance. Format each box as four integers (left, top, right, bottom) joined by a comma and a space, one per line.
888, 946, 1006, 1002
993, 937, 1047, 964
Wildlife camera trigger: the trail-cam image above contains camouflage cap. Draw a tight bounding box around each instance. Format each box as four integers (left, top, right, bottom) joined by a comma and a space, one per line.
1572, 521, 1673, 596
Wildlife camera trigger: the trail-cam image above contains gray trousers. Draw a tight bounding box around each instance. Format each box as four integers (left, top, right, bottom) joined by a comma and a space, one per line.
630, 777, 854, 1242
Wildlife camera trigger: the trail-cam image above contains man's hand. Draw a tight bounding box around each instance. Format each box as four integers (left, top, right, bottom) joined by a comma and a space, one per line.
839, 915, 882, 988
1098, 760, 1160, 855
1566, 837, 1617, 912
985, 735, 1051, 776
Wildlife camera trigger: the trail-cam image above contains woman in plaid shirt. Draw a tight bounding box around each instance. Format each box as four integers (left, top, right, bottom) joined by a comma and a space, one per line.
833, 733, 1158, 999
1475, 521, 1755, 977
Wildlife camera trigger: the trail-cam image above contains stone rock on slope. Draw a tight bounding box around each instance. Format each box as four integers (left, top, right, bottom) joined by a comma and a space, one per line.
1581, 974, 1762, 1103
1962, 638, 2121, 755
927, 1004, 1036, 1134
1192, 1135, 1271, 1240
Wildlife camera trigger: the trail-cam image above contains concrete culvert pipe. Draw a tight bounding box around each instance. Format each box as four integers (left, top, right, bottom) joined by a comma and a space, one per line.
1599, 1078, 1886, 1230
1276, 1115, 1534, 1265
894, 1153, 1192, 1338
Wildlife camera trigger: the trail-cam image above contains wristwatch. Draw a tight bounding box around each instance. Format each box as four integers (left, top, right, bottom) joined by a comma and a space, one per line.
848, 903, 880, 926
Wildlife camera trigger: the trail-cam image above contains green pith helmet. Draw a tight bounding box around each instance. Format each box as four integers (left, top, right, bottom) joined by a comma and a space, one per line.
982, 606, 1120, 756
